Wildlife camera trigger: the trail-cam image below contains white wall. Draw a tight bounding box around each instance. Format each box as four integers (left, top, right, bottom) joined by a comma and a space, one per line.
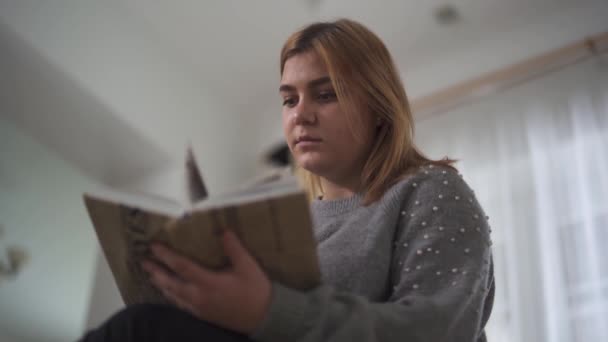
0, 118, 98, 342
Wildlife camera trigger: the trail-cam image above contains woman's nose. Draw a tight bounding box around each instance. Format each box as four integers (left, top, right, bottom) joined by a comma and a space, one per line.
293, 99, 317, 125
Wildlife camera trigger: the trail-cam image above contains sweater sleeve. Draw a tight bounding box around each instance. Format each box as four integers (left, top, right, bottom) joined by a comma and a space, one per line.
251, 168, 494, 342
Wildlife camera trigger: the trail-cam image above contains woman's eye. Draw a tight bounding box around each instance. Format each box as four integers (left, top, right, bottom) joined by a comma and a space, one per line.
317, 91, 336, 102
282, 98, 296, 107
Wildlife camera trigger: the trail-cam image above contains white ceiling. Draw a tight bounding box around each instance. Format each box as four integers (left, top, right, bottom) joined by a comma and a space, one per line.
119, 0, 589, 114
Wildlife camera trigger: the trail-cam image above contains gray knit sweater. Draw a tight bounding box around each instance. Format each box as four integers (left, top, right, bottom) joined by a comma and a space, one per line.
252, 165, 495, 342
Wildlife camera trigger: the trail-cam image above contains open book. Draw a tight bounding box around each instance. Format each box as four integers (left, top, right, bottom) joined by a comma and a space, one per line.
83, 148, 320, 305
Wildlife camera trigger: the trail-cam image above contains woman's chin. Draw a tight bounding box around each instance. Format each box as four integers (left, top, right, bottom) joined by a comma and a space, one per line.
296, 156, 330, 175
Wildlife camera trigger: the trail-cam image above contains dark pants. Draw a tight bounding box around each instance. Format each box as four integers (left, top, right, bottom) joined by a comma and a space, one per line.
79, 304, 253, 342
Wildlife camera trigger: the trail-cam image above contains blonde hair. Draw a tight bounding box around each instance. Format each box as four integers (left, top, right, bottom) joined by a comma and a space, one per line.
281, 19, 455, 204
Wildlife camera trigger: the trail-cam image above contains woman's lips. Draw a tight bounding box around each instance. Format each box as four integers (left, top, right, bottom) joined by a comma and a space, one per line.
295, 137, 322, 148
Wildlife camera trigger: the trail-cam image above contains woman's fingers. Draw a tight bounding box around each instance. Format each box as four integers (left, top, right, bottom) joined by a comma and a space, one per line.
221, 230, 257, 273
159, 281, 200, 314
142, 259, 202, 311
140, 232, 272, 334
149, 243, 215, 285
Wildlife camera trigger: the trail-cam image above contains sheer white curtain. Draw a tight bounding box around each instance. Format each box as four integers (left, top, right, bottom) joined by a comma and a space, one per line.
414, 55, 608, 342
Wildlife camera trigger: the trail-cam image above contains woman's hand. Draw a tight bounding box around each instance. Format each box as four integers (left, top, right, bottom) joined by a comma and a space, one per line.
141, 230, 272, 335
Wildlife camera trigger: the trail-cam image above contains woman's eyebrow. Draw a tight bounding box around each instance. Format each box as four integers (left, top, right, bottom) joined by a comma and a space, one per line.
279, 76, 332, 93
308, 76, 331, 89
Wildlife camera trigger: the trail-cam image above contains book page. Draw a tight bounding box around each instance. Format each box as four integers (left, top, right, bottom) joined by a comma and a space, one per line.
84, 188, 184, 217
191, 176, 302, 212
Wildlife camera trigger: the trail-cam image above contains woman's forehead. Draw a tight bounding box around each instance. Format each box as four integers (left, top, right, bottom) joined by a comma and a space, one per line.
281, 52, 328, 84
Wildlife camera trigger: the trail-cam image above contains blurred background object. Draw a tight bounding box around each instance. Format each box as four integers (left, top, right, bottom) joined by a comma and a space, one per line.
0, 223, 29, 281
1, 1, 607, 341
0, 247, 29, 281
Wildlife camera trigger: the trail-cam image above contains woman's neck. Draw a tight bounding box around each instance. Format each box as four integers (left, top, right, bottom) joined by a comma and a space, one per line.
319, 176, 361, 201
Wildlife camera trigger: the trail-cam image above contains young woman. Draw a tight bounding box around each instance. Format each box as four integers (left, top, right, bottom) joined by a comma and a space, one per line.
81, 18, 494, 342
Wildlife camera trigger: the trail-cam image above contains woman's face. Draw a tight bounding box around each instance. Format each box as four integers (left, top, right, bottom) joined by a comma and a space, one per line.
280, 51, 375, 183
